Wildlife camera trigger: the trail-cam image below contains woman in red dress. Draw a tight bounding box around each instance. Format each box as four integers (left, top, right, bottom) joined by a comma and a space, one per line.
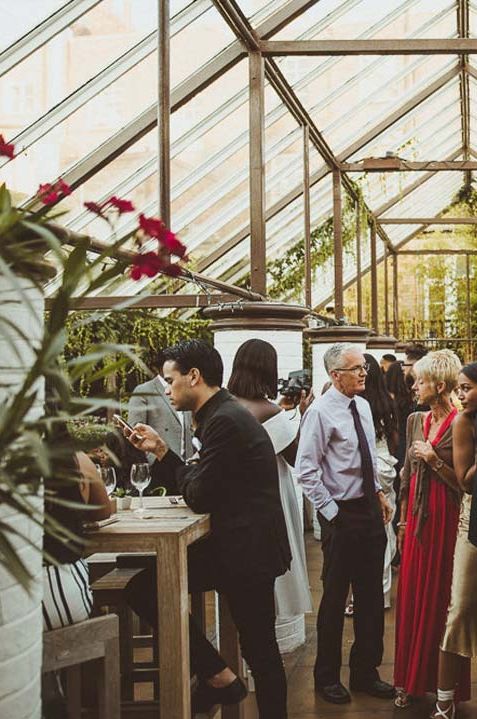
394, 349, 470, 708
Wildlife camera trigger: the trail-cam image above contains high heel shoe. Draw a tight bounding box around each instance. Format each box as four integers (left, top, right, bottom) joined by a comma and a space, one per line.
431, 700, 455, 719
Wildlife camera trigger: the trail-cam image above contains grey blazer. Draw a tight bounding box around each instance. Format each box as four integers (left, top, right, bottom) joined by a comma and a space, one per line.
127, 377, 193, 461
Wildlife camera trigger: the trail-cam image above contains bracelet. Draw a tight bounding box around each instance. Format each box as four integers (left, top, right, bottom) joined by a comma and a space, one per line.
397, 521, 407, 528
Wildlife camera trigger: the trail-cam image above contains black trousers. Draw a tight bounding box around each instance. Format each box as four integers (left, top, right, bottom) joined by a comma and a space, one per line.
124, 540, 287, 719
315, 497, 386, 688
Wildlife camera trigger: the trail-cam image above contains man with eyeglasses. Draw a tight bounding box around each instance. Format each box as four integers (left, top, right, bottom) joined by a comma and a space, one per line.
296, 343, 394, 706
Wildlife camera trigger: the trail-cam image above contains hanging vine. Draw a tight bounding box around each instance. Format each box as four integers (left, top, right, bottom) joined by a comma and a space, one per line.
267, 187, 365, 301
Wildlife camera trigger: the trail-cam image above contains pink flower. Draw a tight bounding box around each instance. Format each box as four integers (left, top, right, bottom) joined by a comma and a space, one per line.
37, 179, 72, 205
130, 252, 164, 280
107, 196, 135, 214
138, 214, 186, 257
56, 178, 72, 196
160, 229, 187, 258
37, 183, 59, 205
0, 134, 15, 159
162, 262, 182, 277
138, 214, 164, 238
84, 200, 106, 217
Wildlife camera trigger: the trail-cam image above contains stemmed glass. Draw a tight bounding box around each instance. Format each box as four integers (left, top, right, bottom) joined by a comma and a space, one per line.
130, 463, 151, 516
97, 466, 117, 498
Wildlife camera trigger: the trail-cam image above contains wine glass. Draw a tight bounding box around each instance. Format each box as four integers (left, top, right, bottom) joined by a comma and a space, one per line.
97, 466, 117, 498
130, 463, 151, 516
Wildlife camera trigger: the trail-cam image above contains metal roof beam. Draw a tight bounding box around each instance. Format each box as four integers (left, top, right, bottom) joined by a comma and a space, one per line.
342, 160, 477, 171
260, 38, 477, 56
380, 217, 477, 224
197, 67, 459, 272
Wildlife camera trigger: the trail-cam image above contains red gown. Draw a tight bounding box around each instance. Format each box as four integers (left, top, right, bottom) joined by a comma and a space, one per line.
394, 409, 470, 699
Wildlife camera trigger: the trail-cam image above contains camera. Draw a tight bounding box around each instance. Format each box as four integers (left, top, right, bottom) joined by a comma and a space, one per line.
278, 369, 312, 400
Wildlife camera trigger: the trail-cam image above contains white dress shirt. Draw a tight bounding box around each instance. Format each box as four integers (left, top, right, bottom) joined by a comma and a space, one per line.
296, 385, 380, 521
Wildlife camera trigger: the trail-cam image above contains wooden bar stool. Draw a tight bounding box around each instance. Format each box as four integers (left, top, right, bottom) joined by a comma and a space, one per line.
91, 566, 146, 700
42, 614, 120, 719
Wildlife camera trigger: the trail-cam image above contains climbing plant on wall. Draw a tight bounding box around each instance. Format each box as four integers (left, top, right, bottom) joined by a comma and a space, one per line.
266, 189, 366, 301
62, 310, 212, 400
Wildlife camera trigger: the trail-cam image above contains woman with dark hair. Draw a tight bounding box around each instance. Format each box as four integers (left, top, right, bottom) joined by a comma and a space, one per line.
361, 353, 399, 608
385, 361, 414, 472
431, 362, 477, 719
228, 339, 313, 620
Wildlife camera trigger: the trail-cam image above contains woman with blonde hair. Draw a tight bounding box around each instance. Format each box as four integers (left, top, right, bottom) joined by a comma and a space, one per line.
394, 350, 470, 708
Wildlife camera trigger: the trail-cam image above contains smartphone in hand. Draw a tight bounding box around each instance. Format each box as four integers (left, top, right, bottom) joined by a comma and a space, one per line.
112, 414, 143, 440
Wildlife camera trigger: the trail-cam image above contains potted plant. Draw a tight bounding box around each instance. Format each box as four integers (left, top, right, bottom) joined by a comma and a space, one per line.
0, 134, 188, 719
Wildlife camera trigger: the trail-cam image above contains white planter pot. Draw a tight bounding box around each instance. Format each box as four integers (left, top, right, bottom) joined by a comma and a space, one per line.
0, 496, 43, 719
116, 496, 132, 510
0, 274, 46, 718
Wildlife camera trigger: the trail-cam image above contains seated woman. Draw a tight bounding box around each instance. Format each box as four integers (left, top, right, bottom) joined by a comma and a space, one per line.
43, 434, 110, 630
228, 338, 313, 622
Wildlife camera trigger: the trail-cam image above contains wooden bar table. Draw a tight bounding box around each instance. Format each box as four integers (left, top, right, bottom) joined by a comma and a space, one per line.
85, 497, 210, 719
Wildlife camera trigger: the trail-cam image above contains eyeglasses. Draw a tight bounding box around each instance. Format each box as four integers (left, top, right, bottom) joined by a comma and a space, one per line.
334, 363, 369, 375
399, 362, 413, 368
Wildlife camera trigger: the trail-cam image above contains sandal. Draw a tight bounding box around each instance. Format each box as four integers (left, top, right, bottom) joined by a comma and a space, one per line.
431, 701, 455, 719
344, 601, 354, 617
394, 689, 412, 708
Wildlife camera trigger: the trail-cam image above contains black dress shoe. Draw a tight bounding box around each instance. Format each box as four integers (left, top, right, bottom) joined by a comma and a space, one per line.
192, 677, 247, 714
350, 678, 395, 699
315, 682, 351, 704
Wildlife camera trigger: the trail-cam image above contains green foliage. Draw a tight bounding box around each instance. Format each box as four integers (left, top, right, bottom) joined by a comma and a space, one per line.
63, 310, 212, 400
0, 183, 138, 589
399, 183, 477, 359
267, 192, 363, 301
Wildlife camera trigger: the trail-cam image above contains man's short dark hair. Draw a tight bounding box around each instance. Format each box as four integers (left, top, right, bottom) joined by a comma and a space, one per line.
163, 339, 223, 387
382, 353, 397, 363
404, 343, 428, 362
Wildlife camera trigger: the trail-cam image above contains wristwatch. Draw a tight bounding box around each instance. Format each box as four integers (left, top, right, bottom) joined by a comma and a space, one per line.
432, 457, 444, 471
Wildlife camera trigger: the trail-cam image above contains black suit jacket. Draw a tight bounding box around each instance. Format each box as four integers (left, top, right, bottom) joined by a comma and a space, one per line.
153, 389, 291, 581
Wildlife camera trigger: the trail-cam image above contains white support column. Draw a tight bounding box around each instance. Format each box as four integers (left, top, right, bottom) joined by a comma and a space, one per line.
366, 334, 398, 363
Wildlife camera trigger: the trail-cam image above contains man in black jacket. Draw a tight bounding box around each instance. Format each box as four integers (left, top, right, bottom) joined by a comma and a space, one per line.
125, 340, 291, 719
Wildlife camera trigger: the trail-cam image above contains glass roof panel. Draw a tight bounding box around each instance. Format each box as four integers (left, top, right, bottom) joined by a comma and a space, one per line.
275, 0, 454, 40
170, 3, 235, 89
2, 55, 156, 199
0, 0, 68, 52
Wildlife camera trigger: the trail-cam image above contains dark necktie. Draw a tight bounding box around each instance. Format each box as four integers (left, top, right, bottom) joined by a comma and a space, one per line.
349, 399, 377, 506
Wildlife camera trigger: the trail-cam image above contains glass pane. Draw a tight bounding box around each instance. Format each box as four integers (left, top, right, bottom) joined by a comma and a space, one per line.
2, 55, 157, 200
1, 0, 68, 52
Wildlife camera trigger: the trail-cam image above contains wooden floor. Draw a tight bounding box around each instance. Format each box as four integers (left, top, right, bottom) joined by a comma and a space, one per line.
283, 532, 477, 719
134, 531, 477, 717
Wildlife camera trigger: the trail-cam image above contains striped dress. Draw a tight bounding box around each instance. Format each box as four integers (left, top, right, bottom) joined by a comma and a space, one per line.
42, 463, 93, 630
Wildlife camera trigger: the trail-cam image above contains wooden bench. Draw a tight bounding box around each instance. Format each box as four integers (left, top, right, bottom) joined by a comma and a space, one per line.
42, 614, 120, 719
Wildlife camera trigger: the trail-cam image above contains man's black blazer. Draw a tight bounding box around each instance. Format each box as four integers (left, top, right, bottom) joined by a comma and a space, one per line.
153, 389, 291, 581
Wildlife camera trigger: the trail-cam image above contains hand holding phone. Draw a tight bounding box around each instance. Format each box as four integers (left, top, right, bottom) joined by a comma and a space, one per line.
113, 414, 143, 441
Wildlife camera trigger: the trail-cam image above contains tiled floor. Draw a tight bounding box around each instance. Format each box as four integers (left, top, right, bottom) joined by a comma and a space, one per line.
283, 532, 477, 719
